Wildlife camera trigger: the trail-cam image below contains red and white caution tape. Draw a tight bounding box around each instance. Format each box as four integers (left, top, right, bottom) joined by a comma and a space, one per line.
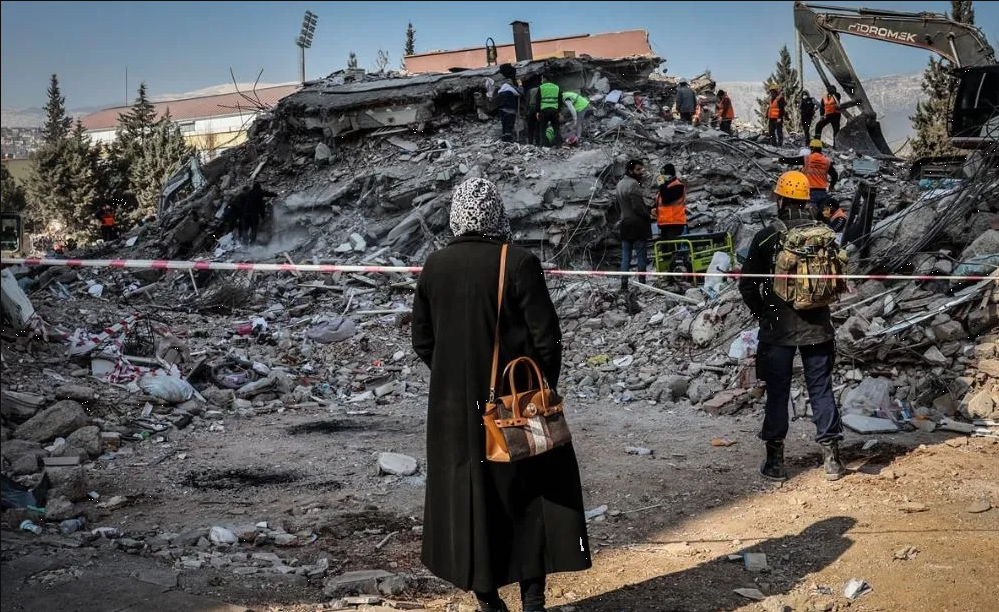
1, 257, 997, 283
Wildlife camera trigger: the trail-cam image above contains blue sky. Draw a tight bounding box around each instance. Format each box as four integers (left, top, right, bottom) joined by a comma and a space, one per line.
1, 1, 997, 109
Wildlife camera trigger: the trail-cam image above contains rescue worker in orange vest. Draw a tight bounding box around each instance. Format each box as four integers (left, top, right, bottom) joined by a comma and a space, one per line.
822, 199, 848, 233
99, 204, 116, 242
655, 163, 687, 240
814, 85, 842, 143
715, 89, 735, 135
766, 84, 786, 147
775, 139, 838, 205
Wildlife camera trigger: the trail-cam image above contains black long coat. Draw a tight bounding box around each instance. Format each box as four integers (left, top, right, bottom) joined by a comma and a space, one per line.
411, 236, 592, 592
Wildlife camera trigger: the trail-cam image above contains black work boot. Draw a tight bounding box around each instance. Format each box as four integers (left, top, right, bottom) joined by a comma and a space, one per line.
477, 600, 509, 612
760, 440, 788, 481
820, 440, 846, 481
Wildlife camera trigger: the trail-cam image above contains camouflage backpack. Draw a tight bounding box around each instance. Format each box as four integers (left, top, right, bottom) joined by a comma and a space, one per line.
771, 220, 849, 310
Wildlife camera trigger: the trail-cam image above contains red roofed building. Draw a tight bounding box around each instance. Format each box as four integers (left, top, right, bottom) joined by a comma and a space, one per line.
403, 30, 654, 74
81, 85, 300, 159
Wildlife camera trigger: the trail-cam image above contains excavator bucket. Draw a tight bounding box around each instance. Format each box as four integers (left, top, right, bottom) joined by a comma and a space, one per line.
835, 113, 894, 156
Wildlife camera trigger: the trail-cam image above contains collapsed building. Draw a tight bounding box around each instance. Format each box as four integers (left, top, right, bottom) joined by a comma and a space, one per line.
1, 33, 998, 597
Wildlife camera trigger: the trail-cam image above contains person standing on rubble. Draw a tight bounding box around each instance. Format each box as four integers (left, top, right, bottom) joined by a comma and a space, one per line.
98, 204, 116, 242
562, 91, 591, 141
676, 80, 697, 123
616, 159, 652, 294
537, 76, 563, 147
496, 81, 522, 142
239, 182, 278, 245
655, 163, 687, 240
738, 170, 846, 483
767, 83, 786, 147
715, 90, 735, 135
800, 91, 817, 143
814, 85, 842, 144
525, 83, 541, 145
775, 139, 838, 205
412, 177, 591, 612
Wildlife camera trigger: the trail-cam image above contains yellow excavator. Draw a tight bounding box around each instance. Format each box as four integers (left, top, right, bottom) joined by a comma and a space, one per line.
794, 2, 997, 155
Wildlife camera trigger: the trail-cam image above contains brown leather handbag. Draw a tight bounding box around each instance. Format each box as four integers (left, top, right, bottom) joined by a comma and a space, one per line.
482, 244, 572, 463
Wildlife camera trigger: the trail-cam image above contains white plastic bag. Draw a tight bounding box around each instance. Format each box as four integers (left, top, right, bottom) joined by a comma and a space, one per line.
841, 377, 892, 416
728, 327, 760, 359
704, 251, 731, 295
139, 375, 195, 404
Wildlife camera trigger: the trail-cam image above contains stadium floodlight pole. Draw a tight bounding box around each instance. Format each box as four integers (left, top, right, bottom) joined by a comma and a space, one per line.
296, 10, 319, 83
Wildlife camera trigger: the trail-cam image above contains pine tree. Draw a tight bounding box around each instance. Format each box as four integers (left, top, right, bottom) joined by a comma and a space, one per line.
909, 0, 975, 158
404, 22, 416, 57
61, 121, 102, 240
0, 164, 28, 213
348, 51, 359, 69
118, 82, 157, 147
755, 46, 801, 133
129, 111, 193, 215
41, 74, 72, 145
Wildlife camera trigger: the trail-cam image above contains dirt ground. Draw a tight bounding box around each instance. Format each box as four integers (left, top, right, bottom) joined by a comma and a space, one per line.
3, 388, 997, 612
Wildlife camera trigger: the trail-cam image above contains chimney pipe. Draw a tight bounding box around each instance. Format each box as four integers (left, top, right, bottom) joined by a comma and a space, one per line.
511, 21, 533, 62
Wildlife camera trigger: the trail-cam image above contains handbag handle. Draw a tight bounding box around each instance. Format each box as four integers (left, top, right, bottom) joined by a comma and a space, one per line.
502, 357, 550, 419
487, 244, 509, 405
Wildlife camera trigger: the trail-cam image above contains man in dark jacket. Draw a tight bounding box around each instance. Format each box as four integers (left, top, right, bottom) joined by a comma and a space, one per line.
496, 82, 522, 142
676, 81, 697, 122
738, 170, 845, 483
799, 91, 817, 142
616, 159, 652, 293
237, 182, 278, 244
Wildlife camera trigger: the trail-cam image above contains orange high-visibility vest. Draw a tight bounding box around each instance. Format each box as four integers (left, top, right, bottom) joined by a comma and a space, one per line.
823, 95, 839, 115
716, 96, 735, 120
768, 95, 783, 119
656, 179, 687, 225
802, 152, 831, 190
831, 208, 847, 222
101, 214, 115, 227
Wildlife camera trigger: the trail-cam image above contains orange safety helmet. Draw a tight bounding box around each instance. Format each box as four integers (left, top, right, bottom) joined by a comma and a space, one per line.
774, 170, 810, 200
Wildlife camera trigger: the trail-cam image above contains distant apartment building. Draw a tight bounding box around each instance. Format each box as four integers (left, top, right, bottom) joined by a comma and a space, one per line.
1, 127, 44, 159
403, 29, 655, 74
80, 85, 300, 160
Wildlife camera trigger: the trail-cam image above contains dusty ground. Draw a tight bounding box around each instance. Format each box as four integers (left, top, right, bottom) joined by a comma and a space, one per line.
3, 388, 997, 612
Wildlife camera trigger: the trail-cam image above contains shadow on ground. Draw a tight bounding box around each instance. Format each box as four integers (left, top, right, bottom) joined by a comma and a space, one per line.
563, 516, 857, 612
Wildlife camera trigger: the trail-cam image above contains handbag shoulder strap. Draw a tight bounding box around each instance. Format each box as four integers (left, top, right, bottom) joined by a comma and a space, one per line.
488, 244, 509, 404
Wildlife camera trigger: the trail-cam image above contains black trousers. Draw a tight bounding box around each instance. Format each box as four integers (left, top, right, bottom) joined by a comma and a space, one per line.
100, 226, 115, 241
526, 112, 539, 145
757, 341, 843, 443
719, 119, 733, 134
538, 108, 561, 146
768, 119, 784, 146
814, 113, 841, 141
500, 112, 516, 142
801, 113, 814, 140
476, 575, 545, 610
679, 111, 693, 123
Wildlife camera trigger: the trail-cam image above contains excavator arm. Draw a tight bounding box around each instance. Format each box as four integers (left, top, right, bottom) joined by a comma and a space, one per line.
794, 2, 997, 155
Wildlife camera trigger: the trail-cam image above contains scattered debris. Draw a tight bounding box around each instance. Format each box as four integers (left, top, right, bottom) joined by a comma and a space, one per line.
844, 578, 873, 600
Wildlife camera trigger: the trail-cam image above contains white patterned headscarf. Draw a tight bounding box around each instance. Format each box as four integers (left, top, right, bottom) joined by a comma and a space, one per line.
449, 178, 511, 240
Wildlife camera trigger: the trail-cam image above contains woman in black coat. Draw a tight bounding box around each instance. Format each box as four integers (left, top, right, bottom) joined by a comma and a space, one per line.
411, 178, 591, 612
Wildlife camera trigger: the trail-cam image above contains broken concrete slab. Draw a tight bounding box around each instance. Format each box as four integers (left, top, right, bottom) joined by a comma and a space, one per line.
378, 452, 418, 476
323, 569, 395, 598
15, 401, 90, 443
842, 414, 899, 434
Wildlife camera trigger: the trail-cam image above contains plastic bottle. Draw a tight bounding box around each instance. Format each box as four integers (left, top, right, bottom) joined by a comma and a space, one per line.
59, 518, 85, 535
19, 520, 43, 535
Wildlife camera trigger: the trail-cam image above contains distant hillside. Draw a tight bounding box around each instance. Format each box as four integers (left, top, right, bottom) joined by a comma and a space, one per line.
717, 73, 924, 149
1, 81, 293, 129
0, 106, 98, 128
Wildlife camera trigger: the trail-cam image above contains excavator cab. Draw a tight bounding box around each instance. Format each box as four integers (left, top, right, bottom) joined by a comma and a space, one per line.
950, 65, 998, 149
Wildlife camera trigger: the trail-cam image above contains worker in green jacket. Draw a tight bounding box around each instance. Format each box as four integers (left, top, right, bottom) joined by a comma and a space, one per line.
537, 75, 563, 147
562, 91, 591, 141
